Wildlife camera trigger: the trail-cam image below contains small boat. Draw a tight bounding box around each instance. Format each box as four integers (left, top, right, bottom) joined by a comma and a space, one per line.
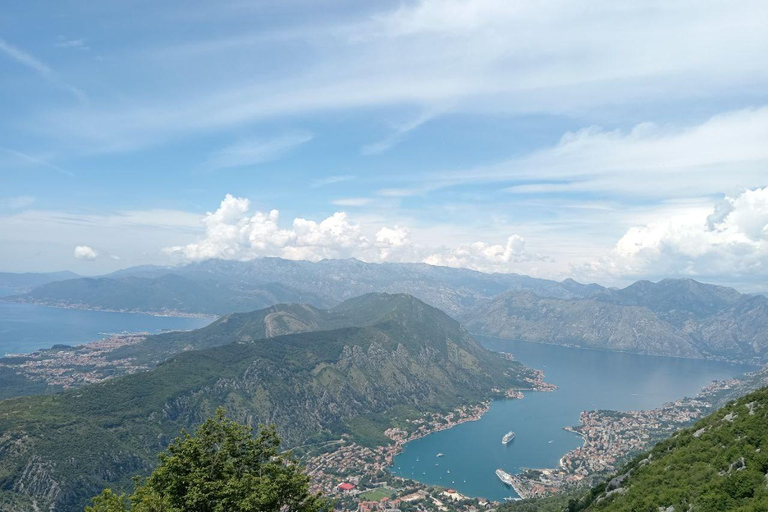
502, 431, 516, 444
437, 453, 444, 457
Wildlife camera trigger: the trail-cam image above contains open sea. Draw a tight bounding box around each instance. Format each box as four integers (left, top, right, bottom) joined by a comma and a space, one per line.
390, 336, 756, 501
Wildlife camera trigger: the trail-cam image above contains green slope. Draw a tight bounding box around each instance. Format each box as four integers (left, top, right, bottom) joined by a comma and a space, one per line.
0, 294, 536, 512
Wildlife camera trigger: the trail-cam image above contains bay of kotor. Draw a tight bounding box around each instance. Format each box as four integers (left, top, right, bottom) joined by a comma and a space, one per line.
390, 336, 755, 501
0, 302, 212, 356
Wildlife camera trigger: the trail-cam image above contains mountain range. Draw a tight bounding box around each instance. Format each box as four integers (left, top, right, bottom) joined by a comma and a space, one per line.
7, 259, 768, 364
464, 278, 768, 364
5, 258, 601, 316
0, 293, 539, 512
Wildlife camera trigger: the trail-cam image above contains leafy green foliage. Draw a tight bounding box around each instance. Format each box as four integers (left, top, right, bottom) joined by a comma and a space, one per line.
86, 410, 330, 512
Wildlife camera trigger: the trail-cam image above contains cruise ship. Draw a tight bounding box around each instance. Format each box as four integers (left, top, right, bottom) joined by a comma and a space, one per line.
502, 430, 516, 444
495, 468, 514, 486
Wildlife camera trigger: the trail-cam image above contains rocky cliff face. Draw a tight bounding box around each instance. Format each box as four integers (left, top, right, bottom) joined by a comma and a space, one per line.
464, 280, 768, 363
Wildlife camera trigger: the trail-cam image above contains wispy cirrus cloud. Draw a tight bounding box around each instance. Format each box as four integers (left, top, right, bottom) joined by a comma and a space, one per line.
311, 175, 355, 188
427, 106, 768, 199
0, 38, 86, 101
204, 132, 313, 171
0, 147, 73, 177
32, 0, 768, 153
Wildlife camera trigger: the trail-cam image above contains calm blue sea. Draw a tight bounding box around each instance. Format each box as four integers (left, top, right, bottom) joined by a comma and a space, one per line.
391, 336, 756, 501
0, 302, 212, 356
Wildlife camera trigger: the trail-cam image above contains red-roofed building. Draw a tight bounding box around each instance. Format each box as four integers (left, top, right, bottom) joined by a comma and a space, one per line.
337, 482, 356, 492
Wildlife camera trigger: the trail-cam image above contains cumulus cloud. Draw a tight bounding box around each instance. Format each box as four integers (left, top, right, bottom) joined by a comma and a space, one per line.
74, 245, 98, 260
164, 195, 535, 272
376, 225, 411, 261
584, 187, 768, 281
164, 194, 373, 262
424, 234, 530, 272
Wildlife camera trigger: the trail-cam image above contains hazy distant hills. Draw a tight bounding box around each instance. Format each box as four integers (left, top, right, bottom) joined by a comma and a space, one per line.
0, 293, 538, 512
7, 258, 602, 316
464, 278, 768, 364
0, 270, 78, 294
9, 273, 332, 315
7, 259, 768, 363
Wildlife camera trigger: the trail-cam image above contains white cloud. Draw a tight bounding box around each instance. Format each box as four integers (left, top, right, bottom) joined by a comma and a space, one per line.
73, 245, 98, 261
311, 175, 355, 188
0, 38, 86, 101
424, 234, 530, 272
581, 187, 768, 282
360, 109, 441, 155
164, 194, 373, 262
455, 106, 768, 198
164, 195, 539, 272
34, 0, 768, 153
54, 37, 89, 51
331, 198, 371, 207
0, 147, 73, 177
5, 196, 35, 209
376, 225, 411, 260
205, 132, 312, 170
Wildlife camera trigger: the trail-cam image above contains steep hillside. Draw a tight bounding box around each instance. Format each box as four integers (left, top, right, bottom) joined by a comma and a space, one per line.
8, 273, 331, 315
463, 291, 702, 359
464, 280, 768, 363
585, 387, 768, 511
0, 294, 539, 512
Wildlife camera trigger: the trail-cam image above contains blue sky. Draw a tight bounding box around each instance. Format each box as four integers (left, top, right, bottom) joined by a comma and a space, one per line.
2, 0, 768, 290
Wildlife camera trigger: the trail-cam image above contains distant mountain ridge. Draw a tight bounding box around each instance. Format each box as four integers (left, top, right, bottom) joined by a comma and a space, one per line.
0, 270, 79, 294
0, 293, 540, 512
464, 278, 768, 364
6, 260, 767, 363
8, 273, 332, 315
6, 258, 603, 316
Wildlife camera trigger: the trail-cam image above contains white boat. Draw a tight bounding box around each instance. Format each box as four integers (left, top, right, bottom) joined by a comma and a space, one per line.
496, 468, 514, 486
502, 431, 516, 444
436, 453, 444, 457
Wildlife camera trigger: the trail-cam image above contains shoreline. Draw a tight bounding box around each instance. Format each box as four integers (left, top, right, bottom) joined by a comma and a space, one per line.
1, 297, 218, 320
477, 334, 763, 367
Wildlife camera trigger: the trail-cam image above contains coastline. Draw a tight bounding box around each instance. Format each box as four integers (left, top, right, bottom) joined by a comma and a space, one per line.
1, 297, 218, 320
476, 333, 763, 367
307, 378, 557, 501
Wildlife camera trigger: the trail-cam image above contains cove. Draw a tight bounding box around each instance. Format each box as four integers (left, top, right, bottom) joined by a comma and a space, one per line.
390, 336, 755, 502
0, 302, 212, 356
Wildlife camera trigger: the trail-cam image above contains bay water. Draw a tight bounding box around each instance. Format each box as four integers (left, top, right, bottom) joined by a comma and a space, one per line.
390, 336, 755, 501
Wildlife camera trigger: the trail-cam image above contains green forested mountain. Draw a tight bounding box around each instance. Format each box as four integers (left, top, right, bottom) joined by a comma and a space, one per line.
505, 387, 768, 512
0, 294, 537, 512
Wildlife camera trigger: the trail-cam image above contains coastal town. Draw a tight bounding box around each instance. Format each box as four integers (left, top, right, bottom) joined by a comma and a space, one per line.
0, 333, 151, 388
505, 377, 745, 499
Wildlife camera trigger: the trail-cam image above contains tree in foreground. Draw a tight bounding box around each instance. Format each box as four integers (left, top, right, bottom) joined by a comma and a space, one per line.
86, 409, 330, 512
